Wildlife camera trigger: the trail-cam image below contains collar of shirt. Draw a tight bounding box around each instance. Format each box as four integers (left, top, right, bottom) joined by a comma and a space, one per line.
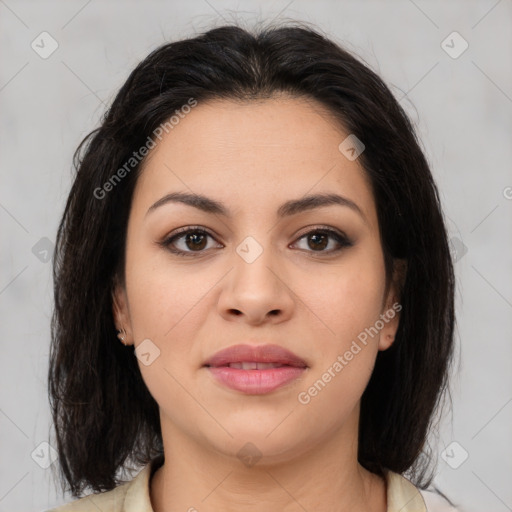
49, 455, 428, 512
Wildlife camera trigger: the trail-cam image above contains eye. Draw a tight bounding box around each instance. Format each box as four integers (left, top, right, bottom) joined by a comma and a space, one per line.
161, 227, 222, 257
291, 227, 353, 254
160, 226, 352, 257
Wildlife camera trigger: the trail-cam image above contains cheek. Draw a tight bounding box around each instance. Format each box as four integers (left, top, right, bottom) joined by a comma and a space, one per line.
294, 252, 386, 410
124, 241, 210, 340
296, 269, 383, 417
304, 254, 386, 345
123, 252, 211, 425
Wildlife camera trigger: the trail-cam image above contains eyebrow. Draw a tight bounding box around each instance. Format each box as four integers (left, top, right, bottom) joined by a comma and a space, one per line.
146, 191, 367, 223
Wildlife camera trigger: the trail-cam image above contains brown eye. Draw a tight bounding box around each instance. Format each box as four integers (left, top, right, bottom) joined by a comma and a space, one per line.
162, 228, 222, 256
161, 226, 352, 258
293, 228, 353, 254
183, 232, 207, 251
307, 232, 329, 251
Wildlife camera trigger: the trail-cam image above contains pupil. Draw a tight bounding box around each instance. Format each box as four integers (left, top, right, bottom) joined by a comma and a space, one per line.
187, 233, 206, 251
309, 233, 327, 250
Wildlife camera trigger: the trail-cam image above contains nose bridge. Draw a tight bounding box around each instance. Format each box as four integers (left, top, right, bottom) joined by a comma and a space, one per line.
217, 232, 294, 323
232, 233, 280, 290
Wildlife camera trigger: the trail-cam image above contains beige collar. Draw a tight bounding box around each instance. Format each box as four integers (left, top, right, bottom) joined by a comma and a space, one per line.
124, 458, 427, 512
52, 456, 427, 511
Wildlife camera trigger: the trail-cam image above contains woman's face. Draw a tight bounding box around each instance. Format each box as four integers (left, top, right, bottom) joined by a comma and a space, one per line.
114, 96, 401, 463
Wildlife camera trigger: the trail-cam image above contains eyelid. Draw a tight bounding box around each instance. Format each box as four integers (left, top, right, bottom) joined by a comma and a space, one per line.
166, 225, 216, 239
293, 224, 348, 240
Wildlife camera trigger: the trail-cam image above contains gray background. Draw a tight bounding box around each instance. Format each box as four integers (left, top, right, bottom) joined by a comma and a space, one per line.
1, 1, 511, 511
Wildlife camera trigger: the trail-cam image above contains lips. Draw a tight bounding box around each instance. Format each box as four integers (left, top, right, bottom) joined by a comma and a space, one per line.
203, 344, 308, 394
203, 344, 308, 369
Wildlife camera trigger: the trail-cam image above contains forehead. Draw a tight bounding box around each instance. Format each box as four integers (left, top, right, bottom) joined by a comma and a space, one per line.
147, 95, 352, 160
135, 96, 376, 226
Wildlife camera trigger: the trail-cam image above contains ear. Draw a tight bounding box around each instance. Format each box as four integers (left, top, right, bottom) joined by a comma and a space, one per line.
112, 276, 133, 346
378, 258, 407, 351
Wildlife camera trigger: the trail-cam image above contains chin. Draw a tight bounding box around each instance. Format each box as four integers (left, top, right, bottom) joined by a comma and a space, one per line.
200, 423, 313, 465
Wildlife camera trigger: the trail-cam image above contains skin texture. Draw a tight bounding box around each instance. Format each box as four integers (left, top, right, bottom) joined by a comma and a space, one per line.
113, 96, 404, 512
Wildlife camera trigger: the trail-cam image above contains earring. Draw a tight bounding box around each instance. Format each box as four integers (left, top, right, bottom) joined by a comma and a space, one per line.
117, 327, 127, 345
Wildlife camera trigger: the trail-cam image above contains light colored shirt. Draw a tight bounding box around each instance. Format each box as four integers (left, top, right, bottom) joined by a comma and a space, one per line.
46, 457, 458, 512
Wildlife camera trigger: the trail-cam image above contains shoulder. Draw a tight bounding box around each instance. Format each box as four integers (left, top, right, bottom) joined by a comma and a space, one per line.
385, 470, 460, 512
45, 482, 131, 512
44, 460, 156, 512
420, 489, 460, 512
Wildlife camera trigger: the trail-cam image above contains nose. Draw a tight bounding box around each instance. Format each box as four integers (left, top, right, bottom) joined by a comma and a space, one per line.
217, 242, 295, 326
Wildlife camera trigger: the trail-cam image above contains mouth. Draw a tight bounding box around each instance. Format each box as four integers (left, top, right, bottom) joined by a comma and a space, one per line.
213, 362, 303, 369
203, 343, 308, 368
203, 344, 308, 394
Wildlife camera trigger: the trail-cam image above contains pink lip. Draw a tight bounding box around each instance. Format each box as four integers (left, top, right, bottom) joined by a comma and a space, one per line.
204, 344, 308, 395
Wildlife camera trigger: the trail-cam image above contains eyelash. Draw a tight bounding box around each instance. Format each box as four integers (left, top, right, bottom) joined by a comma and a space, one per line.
159, 225, 353, 257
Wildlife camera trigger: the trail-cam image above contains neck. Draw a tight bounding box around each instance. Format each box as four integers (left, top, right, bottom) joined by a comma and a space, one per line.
150, 411, 387, 512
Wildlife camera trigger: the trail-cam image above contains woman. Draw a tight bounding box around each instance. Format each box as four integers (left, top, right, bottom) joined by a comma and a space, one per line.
47, 21, 458, 512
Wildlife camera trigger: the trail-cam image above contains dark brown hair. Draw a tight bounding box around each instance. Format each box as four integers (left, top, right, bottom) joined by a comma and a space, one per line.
49, 20, 455, 498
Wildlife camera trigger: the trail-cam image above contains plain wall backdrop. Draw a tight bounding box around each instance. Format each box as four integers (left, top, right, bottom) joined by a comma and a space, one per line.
1, 1, 511, 511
